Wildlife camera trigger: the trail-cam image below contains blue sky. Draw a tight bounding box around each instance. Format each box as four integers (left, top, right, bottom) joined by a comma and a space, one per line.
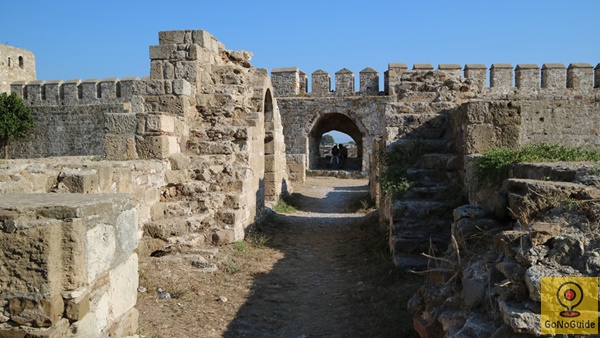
2, 1, 599, 143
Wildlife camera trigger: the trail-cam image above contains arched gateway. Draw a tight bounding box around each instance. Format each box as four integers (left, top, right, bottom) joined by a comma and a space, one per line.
309, 112, 364, 170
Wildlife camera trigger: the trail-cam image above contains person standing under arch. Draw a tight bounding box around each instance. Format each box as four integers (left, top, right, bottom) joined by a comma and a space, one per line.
330, 144, 340, 167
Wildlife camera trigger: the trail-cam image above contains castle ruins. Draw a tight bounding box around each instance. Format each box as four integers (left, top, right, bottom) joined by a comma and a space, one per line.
0, 29, 599, 336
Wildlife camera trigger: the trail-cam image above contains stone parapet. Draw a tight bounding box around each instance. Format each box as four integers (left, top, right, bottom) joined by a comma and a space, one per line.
0, 194, 139, 337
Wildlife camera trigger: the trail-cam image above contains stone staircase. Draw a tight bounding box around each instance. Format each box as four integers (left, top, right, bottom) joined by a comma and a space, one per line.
388, 113, 462, 270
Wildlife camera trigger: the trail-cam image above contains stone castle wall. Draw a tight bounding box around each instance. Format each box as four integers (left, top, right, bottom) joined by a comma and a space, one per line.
0, 30, 291, 337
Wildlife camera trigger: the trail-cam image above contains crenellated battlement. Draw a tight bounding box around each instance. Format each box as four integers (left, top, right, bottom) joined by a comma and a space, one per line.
9, 77, 141, 105
272, 63, 600, 97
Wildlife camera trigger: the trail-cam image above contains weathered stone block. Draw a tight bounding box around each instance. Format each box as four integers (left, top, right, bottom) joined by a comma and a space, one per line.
9, 294, 64, 327
104, 113, 138, 135
108, 308, 139, 338
173, 79, 192, 96
109, 254, 138, 320
149, 45, 177, 60
105, 134, 137, 159
146, 114, 175, 133
64, 293, 90, 322
175, 61, 200, 83
136, 135, 180, 159
164, 170, 187, 184
150, 60, 164, 80
59, 168, 99, 193
158, 31, 185, 45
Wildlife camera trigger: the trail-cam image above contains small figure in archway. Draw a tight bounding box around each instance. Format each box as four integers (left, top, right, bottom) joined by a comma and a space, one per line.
330, 144, 340, 167
339, 144, 348, 168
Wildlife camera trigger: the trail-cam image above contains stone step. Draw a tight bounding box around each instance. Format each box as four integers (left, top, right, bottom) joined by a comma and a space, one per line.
391, 218, 449, 233
392, 253, 441, 271
392, 200, 453, 220
415, 153, 459, 171
391, 231, 450, 255
405, 168, 456, 185
401, 184, 455, 201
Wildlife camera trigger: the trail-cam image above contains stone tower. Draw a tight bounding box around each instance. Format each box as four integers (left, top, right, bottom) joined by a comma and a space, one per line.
0, 45, 36, 93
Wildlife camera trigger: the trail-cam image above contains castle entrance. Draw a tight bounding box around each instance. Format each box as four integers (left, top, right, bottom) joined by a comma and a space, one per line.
308, 113, 364, 171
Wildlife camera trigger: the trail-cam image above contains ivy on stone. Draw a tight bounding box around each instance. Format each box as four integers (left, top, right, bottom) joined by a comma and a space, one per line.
0, 92, 34, 159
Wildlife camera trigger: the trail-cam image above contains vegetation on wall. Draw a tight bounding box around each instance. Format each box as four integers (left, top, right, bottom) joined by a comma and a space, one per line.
0, 92, 34, 159
379, 142, 427, 197
475, 143, 600, 186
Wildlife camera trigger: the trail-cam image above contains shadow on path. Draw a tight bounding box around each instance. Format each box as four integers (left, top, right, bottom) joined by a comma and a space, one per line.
223, 177, 420, 338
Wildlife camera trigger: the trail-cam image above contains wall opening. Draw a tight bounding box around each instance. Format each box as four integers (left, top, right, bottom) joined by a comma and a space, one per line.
18, 56, 24, 68
263, 89, 276, 202
309, 113, 364, 171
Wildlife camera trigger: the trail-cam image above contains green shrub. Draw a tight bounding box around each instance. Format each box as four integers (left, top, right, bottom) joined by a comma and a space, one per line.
0, 92, 34, 159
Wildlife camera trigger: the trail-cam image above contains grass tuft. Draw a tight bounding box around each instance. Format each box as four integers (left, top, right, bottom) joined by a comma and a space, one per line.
475, 143, 600, 186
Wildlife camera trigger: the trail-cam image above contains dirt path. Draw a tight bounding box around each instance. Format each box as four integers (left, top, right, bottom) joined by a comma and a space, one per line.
138, 177, 421, 338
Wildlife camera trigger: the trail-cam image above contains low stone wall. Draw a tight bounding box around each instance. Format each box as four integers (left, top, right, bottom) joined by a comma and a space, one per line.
0, 194, 138, 337
0, 157, 168, 232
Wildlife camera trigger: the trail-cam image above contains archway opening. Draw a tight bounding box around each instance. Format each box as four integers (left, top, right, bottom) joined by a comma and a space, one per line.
309, 113, 363, 171
263, 89, 275, 202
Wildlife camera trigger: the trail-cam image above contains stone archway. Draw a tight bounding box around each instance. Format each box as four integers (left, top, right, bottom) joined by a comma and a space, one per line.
309, 112, 364, 170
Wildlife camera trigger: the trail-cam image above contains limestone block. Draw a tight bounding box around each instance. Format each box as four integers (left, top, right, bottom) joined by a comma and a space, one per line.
188, 44, 201, 61
133, 80, 165, 96
86, 223, 116, 283
0, 219, 64, 294
211, 229, 236, 245
144, 218, 189, 239
114, 168, 133, 193
146, 114, 175, 133
104, 113, 138, 135
109, 254, 138, 320
164, 170, 187, 185
108, 308, 139, 338
149, 45, 177, 60
175, 61, 200, 83
168, 153, 191, 170
0, 318, 69, 337
59, 168, 99, 193
9, 294, 64, 327
164, 62, 175, 80
66, 312, 99, 337
158, 31, 185, 45
173, 79, 192, 96
189, 140, 233, 155
464, 124, 495, 154
150, 61, 164, 80
64, 293, 90, 322
136, 135, 180, 159
116, 207, 139, 254
192, 30, 216, 52
158, 95, 192, 116
151, 202, 168, 221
